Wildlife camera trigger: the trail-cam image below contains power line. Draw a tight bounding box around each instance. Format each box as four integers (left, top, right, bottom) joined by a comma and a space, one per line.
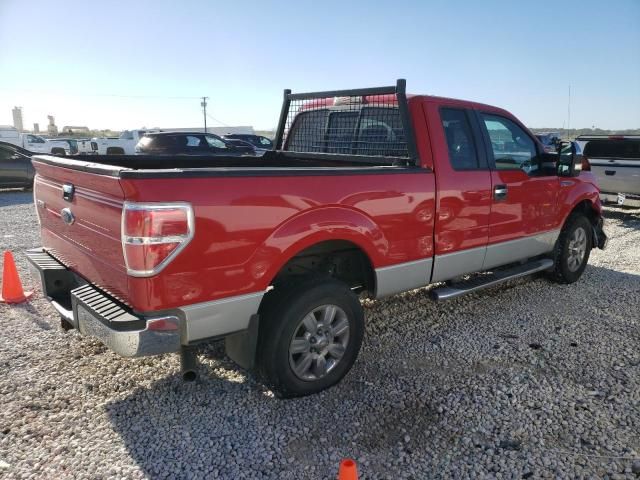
206, 112, 230, 127
0, 87, 201, 100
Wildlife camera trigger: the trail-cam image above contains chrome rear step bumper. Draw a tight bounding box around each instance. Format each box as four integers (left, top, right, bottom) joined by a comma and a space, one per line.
25, 248, 181, 357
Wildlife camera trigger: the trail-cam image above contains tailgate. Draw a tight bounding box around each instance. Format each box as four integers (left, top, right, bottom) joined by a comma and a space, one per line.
591, 159, 640, 195
32, 157, 130, 304
584, 139, 640, 195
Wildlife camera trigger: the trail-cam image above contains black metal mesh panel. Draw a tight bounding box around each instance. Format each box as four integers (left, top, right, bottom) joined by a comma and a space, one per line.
284, 94, 410, 159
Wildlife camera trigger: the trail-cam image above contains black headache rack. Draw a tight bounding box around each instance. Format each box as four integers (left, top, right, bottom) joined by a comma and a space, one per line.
273, 79, 419, 166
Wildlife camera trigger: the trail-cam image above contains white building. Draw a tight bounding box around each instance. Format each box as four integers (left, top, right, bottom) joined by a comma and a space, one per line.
12, 107, 23, 132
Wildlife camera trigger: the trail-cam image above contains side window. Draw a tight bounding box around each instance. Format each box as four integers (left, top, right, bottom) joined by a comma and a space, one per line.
440, 108, 480, 170
481, 114, 538, 173
120, 130, 134, 140
205, 135, 228, 149
26, 135, 36, 143
185, 135, 203, 147
0, 148, 12, 161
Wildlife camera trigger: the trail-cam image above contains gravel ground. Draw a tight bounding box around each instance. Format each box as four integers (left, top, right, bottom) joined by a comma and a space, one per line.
1, 188, 639, 479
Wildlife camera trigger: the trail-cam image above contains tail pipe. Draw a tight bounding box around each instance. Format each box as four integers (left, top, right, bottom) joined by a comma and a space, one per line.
180, 347, 198, 382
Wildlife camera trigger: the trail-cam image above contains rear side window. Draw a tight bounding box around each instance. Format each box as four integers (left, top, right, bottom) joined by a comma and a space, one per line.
583, 139, 640, 159
440, 108, 479, 170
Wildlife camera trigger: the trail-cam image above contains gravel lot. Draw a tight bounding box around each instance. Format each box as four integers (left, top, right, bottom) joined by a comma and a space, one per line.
1, 189, 639, 479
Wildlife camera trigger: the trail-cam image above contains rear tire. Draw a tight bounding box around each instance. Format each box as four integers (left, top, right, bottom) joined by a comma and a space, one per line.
51, 148, 65, 155
547, 213, 592, 284
256, 276, 364, 398
106, 147, 124, 155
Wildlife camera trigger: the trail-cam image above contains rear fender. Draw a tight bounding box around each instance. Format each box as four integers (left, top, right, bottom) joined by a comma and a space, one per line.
251, 206, 387, 291
225, 206, 386, 370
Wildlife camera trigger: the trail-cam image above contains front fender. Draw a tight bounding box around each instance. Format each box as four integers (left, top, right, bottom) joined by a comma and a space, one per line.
249, 206, 388, 289
557, 177, 602, 226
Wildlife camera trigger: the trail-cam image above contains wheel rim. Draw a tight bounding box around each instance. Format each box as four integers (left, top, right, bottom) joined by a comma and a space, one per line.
288, 304, 350, 381
567, 226, 587, 272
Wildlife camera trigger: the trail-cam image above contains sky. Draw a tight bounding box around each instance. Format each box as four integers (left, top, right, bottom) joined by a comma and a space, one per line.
0, 0, 639, 132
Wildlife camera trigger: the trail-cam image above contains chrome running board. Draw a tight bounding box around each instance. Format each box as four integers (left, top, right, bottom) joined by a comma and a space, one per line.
430, 258, 554, 302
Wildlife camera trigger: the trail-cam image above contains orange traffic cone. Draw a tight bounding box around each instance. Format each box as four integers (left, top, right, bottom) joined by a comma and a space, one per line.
338, 459, 358, 480
0, 251, 33, 304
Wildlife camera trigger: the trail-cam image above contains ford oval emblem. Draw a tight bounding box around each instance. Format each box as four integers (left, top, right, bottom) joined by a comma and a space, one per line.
61, 208, 75, 225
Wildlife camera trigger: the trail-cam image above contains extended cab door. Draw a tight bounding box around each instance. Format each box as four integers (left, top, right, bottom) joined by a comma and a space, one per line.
426, 101, 493, 282
476, 112, 560, 269
25, 135, 47, 153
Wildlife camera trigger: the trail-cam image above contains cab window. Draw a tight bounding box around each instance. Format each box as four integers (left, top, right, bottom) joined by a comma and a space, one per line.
440, 108, 480, 170
480, 113, 538, 174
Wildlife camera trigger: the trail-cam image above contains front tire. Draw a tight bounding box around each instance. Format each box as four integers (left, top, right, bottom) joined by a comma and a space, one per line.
548, 214, 592, 284
256, 277, 364, 398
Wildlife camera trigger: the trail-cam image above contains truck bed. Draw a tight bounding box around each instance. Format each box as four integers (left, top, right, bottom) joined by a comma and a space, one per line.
35, 150, 404, 177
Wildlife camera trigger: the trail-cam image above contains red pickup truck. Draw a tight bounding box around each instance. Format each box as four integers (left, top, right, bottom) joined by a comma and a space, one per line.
27, 80, 607, 397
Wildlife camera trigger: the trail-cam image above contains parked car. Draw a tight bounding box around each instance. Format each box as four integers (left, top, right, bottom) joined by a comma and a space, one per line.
577, 135, 640, 205
223, 133, 273, 151
535, 132, 562, 153
26, 80, 606, 398
135, 131, 255, 155
91, 129, 161, 155
0, 141, 34, 189
0, 126, 71, 155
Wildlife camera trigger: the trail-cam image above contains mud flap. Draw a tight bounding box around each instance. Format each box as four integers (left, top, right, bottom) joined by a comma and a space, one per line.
225, 314, 260, 369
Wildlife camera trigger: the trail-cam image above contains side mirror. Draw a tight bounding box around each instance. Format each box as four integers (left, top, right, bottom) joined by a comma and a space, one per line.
557, 141, 579, 177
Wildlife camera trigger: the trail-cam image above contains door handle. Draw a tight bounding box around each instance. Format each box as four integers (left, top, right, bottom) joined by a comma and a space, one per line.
494, 185, 508, 201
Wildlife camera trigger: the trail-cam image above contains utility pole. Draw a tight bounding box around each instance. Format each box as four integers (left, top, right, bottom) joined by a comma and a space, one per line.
201, 97, 209, 133
567, 85, 571, 139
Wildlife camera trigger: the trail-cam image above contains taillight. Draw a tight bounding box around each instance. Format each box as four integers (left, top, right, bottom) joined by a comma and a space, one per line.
581, 156, 591, 171
121, 202, 194, 277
